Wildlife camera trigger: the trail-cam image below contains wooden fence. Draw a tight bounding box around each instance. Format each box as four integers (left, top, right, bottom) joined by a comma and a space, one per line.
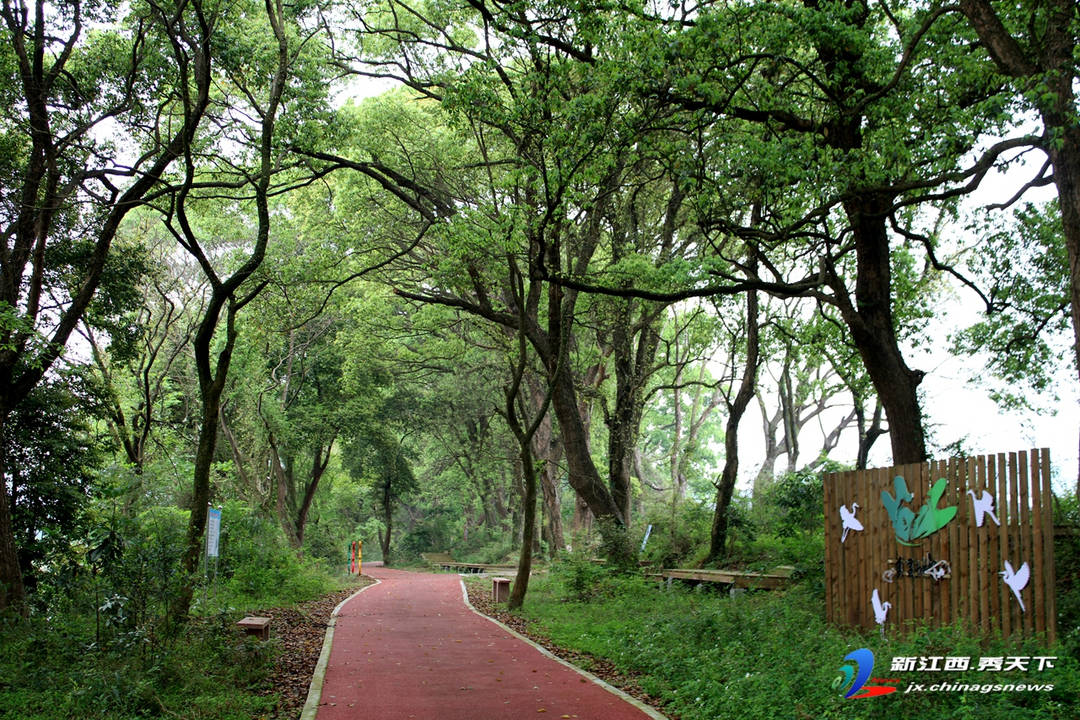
823, 449, 1056, 643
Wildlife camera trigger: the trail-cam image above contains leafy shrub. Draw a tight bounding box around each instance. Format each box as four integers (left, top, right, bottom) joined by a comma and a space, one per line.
638, 501, 713, 568
551, 551, 618, 602
214, 501, 336, 607
755, 469, 825, 537
1053, 493, 1080, 661
0, 610, 277, 720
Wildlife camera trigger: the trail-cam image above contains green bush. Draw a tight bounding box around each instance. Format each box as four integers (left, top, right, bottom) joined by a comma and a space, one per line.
0, 612, 277, 720
213, 500, 337, 608
756, 469, 826, 536
638, 500, 713, 568
1053, 494, 1080, 661
550, 551, 620, 602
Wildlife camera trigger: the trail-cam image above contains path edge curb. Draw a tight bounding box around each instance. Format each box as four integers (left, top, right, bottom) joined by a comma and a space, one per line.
458, 577, 669, 720
298, 577, 381, 720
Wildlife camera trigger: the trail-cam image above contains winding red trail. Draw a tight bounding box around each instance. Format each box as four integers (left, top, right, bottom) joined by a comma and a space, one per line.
314, 564, 659, 720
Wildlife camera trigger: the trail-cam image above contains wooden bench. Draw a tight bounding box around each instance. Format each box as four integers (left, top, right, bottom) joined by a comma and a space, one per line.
492, 577, 511, 603
659, 566, 795, 595
421, 552, 455, 567
237, 616, 271, 641
421, 553, 517, 574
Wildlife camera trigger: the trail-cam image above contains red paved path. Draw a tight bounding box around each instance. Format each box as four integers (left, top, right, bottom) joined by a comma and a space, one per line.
314, 564, 658, 720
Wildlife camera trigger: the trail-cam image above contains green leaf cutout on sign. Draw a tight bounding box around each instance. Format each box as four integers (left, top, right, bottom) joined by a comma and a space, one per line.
882, 476, 957, 546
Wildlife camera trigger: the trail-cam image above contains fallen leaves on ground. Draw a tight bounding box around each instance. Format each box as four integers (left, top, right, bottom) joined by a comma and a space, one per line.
252, 578, 374, 719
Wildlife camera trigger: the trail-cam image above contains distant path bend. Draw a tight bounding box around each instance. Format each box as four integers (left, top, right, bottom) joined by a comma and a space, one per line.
312, 564, 663, 720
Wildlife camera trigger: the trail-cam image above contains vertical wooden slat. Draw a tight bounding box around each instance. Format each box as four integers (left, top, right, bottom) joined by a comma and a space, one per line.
839, 469, 848, 626
950, 457, 966, 625
868, 468, 876, 630
955, 456, 968, 628
833, 470, 841, 626
965, 456, 978, 632
987, 453, 1001, 632
937, 459, 954, 626
1040, 448, 1057, 645
947, 457, 958, 626
876, 465, 890, 631
824, 471, 835, 624
997, 452, 1011, 638
1029, 449, 1046, 639
834, 470, 845, 626
891, 465, 904, 629
893, 465, 906, 626
1006, 451, 1020, 636
860, 467, 872, 628
842, 470, 851, 626
934, 457, 949, 627
851, 468, 859, 630
925, 459, 937, 627
924, 464, 933, 621
847, 468, 858, 627
880, 466, 890, 629
977, 454, 991, 636
831, 470, 843, 626
1018, 451, 1033, 638
899, 464, 913, 627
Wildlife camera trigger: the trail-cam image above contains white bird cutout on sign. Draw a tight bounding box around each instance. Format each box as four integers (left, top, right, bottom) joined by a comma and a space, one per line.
871, 588, 891, 626
966, 489, 1001, 528
839, 502, 864, 543
1000, 561, 1030, 613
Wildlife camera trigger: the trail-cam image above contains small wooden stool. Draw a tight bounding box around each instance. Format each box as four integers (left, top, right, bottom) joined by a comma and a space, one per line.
492, 578, 511, 603
237, 616, 271, 641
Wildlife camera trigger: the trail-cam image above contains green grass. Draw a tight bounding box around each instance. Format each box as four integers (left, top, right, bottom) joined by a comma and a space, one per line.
508, 569, 1080, 720
0, 613, 278, 720
0, 568, 350, 720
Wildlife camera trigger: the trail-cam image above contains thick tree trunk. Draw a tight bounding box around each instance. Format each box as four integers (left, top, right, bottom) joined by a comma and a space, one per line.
0, 413, 26, 613
833, 198, 927, 465
1046, 134, 1080, 498
607, 307, 662, 526
508, 442, 537, 610
548, 363, 634, 565
269, 441, 301, 548
539, 456, 565, 553
608, 314, 636, 524
528, 385, 565, 553
294, 441, 333, 548
547, 366, 620, 524
172, 372, 226, 622
381, 483, 393, 566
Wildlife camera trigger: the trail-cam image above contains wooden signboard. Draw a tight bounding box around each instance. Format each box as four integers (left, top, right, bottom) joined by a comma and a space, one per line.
824, 449, 1055, 643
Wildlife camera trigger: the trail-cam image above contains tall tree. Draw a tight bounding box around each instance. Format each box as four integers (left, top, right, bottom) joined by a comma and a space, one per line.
159, 0, 324, 620
0, 0, 215, 612
708, 247, 761, 563
583, 0, 1033, 464
956, 0, 1080, 486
